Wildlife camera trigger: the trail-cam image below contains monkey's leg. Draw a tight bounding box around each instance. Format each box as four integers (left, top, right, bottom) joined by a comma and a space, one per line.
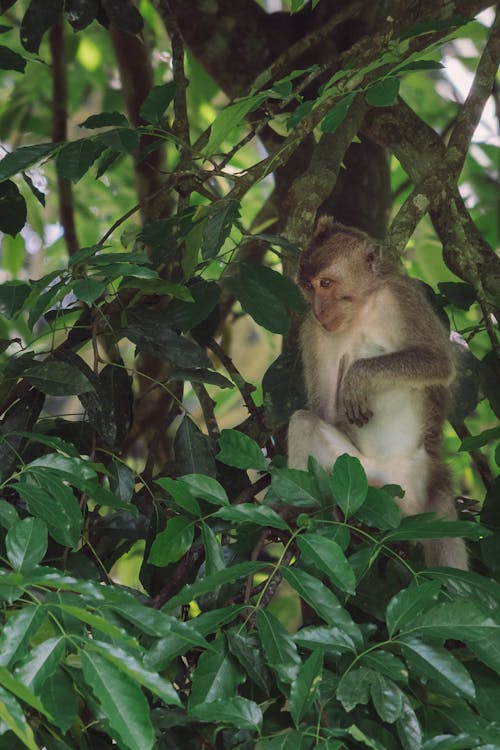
288, 410, 362, 471
422, 463, 468, 570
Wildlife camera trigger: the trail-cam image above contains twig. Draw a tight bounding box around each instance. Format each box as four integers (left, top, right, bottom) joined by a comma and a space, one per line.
208, 337, 262, 424
385, 184, 431, 261
447, 9, 500, 179
49, 19, 79, 256
192, 382, 220, 441
151, 545, 204, 609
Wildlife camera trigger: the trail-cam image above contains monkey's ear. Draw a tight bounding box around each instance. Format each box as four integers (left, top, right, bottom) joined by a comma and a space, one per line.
366, 243, 383, 271
313, 215, 335, 242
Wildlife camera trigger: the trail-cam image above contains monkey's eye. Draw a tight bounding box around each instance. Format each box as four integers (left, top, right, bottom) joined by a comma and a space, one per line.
319, 278, 334, 289
302, 281, 313, 292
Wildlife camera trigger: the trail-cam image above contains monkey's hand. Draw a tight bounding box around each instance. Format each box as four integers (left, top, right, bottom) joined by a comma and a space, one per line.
340, 364, 373, 427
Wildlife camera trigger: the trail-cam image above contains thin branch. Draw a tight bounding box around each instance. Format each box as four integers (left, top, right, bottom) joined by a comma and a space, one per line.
49, 19, 79, 256
385, 185, 431, 261
447, 9, 500, 179
208, 337, 264, 427
192, 382, 220, 441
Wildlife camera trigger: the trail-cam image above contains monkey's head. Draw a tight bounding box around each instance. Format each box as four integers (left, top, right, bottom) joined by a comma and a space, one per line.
297, 217, 385, 332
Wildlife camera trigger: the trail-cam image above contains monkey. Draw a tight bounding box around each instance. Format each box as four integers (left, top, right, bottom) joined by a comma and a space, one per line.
288, 217, 468, 570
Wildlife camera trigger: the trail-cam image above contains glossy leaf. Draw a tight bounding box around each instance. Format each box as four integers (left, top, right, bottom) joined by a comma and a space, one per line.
386, 580, 441, 636
20, 0, 63, 53
174, 416, 216, 477
0, 44, 26, 72
400, 638, 476, 699
321, 93, 355, 133
293, 624, 356, 653
216, 428, 268, 470
72, 278, 106, 305
55, 138, 102, 181
361, 651, 408, 683
282, 567, 357, 631
0, 605, 45, 668
330, 454, 368, 517
289, 649, 322, 726
336, 666, 373, 711
155, 476, 201, 516
386, 514, 489, 541
23, 360, 95, 396
139, 82, 176, 124
148, 516, 194, 566
189, 696, 263, 730
0, 685, 38, 750
256, 609, 301, 686
81, 649, 154, 750
15, 477, 83, 548
213, 503, 290, 530
180, 473, 229, 506
203, 92, 267, 156
0, 179, 27, 236
226, 628, 272, 694
14, 635, 65, 693
42, 668, 79, 733
201, 522, 225, 574
365, 77, 400, 106
201, 199, 240, 259
189, 637, 244, 707
396, 695, 423, 750
370, 673, 404, 723
297, 533, 355, 594
267, 467, 320, 507
6, 517, 47, 572
0, 143, 58, 181
354, 486, 401, 530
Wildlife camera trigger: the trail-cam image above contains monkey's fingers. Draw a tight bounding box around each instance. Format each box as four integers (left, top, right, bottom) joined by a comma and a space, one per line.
344, 398, 373, 426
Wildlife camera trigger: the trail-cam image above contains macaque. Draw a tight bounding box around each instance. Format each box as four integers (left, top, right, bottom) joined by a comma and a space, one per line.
288, 217, 468, 569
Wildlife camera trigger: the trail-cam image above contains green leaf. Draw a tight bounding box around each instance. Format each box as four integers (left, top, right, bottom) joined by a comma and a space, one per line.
203, 92, 267, 156
226, 628, 271, 694
15, 477, 83, 548
42, 668, 78, 734
293, 624, 356, 653
0, 143, 58, 182
174, 416, 216, 476
201, 522, 225, 574
256, 609, 301, 687
0, 180, 27, 236
201, 199, 240, 259
396, 695, 422, 750
330, 455, 368, 517
96, 127, 139, 153
6, 517, 48, 572
72, 278, 106, 305
52, 603, 137, 645
139, 82, 176, 123
0, 605, 45, 669
290, 649, 322, 726
164, 561, 267, 611
365, 77, 400, 106
20, 0, 63, 53
400, 16, 469, 40
267, 467, 320, 507
0, 665, 47, 716
0, 281, 31, 317
297, 533, 355, 594
370, 673, 404, 723
156, 476, 201, 516
14, 636, 65, 693
165, 279, 221, 332
55, 138, 101, 182
321, 93, 355, 133
395, 59, 444, 73
282, 567, 356, 630
189, 637, 244, 707
361, 651, 408, 683
263, 346, 307, 427
148, 516, 194, 566
214, 503, 290, 530
400, 638, 476, 700
81, 649, 154, 750
125, 311, 211, 368
23, 360, 95, 396
88, 641, 181, 706
189, 696, 263, 730
0, 685, 38, 750
337, 666, 373, 711
0, 44, 26, 72
459, 426, 500, 451
386, 514, 488, 541
180, 474, 229, 506
354, 486, 401, 530
80, 111, 129, 128
216, 428, 268, 470
386, 581, 441, 636
224, 260, 305, 334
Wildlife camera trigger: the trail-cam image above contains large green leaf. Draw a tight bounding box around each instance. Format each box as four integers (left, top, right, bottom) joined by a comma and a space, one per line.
216, 428, 268, 470
0, 179, 27, 236
297, 533, 355, 594
174, 416, 216, 476
266, 467, 320, 507
15, 476, 82, 548
263, 345, 306, 427
0, 44, 26, 72
0, 685, 38, 750
330, 454, 368, 517
385, 514, 488, 541
55, 138, 102, 181
203, 92, 267, 156
282, 567, 356, 631
400, 638, 476, 700
42, 668, 79, 733
354, 486, 401, 530
321, 93, 355, 133
213, 503, 290, 530
289, 649, 322, 726
293, 624, 357, 653
189, 637, 244, 707
164, 561, 267, 611
226, 628, 272, 695
0, 280, 31, 318
0, 605, 45, 669
370, 673, 404, 723
201, 199, 240, 259
189, 696, 263, 730
396, 695, 422, 750
180, 474, 229, 506
81, 649, 154, 750
201, 522, 225, 575
125, 310, 211, 369
256, 609, 301, 687
386, 581, 441, 636
14, 636, 66, 693
23, 360, 95, 397
148, 516, 194, 566
88, 641, 181, 706
6, 517, 47, 572
0, 143, 58, 181
139, 82, 176, 124
336, 666, 373, 711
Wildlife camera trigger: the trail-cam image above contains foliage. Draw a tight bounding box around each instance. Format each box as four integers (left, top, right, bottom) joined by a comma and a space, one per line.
0, 0, 498, 748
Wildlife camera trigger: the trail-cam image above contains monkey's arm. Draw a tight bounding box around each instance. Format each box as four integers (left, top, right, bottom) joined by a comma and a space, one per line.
341, 346, 454, 427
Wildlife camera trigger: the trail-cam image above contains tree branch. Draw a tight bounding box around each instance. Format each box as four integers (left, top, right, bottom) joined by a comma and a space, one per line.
447, 9, 500, 179
49, 19, 79, 256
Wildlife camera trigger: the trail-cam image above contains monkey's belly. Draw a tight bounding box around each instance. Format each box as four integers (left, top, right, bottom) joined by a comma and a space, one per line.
346, 387, 423, 459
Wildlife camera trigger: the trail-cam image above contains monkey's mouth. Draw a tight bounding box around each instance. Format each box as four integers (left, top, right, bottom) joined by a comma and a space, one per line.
316, 315, 345, 332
